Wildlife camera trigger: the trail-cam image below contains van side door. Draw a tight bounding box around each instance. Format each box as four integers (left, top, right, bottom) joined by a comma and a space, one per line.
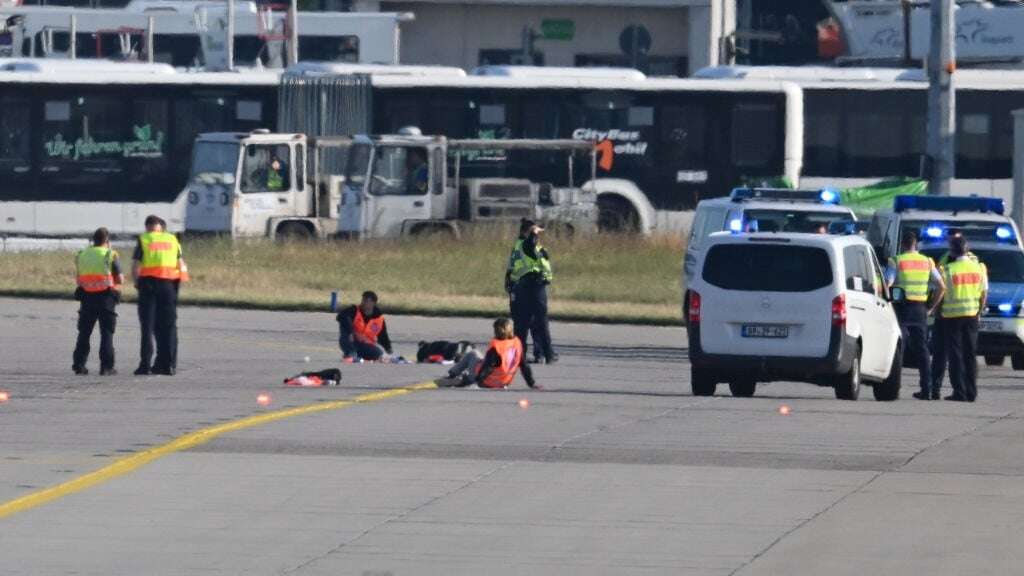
842, 244, 886, 377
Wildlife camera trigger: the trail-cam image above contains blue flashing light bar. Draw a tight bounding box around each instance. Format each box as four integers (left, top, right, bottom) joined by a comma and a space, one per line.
996, 225, 1014, 240
924, 225, 945, 239
730, 187, 842, 205
729, 218, 744, 233
998, 303, 1013, 314
893, 195, 1005, 215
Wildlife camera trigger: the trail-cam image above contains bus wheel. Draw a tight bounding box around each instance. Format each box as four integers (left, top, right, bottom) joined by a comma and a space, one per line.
277, 222, 314, 241
597, 195, 640, 233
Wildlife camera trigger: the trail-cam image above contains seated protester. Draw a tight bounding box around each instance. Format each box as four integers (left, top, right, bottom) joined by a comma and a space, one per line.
436, 318, 541, 389
337, 291, 393, 362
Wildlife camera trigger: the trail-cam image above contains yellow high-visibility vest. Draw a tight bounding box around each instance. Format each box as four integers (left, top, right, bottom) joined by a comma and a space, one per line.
76, 246, 118, 292
508, 239, 553, 284
941, 259, 986, 318
138, 231, 183, 281
891, 251, 933, 302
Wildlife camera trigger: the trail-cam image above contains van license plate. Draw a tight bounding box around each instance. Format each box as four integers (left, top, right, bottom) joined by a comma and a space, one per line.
980, 320, 1002, 332
742, 325, 789, 338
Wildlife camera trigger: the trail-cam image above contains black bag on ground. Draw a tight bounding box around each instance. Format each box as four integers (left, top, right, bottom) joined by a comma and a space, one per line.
416, 340, 474, 363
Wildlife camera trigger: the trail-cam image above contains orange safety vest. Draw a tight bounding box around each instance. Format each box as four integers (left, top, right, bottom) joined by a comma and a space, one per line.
477, 337, 523, 389
76, 246, 119, 293
138, 231, 188, 281
353, 308, 385, 345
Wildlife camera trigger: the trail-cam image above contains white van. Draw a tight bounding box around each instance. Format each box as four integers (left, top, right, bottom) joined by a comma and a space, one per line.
685, 232, 902, 401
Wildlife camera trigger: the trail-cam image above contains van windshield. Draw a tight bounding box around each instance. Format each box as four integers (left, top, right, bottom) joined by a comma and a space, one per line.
190, 142, 239, 186
744, 209, 854, 233
703, 243, 833, 292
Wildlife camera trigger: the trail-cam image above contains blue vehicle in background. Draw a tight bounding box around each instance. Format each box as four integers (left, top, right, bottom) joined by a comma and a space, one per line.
869, 196, 1024, 370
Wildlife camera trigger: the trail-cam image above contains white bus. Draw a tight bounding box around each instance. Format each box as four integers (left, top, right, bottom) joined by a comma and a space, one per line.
0, 1, 408, 67
697, 65, 1024, 205
362, 67, 803, 232
0, 61, 278, 235
0, 62, 803, 236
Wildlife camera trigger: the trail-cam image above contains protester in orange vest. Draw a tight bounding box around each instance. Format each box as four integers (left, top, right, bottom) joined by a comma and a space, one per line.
132, 215, 188, 376
337, 291, 393, 362
435, 318, 541, 389
72, 227, 124, 375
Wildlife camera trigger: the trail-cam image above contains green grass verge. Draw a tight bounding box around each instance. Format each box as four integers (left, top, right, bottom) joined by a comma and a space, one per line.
0, 231, 685, 325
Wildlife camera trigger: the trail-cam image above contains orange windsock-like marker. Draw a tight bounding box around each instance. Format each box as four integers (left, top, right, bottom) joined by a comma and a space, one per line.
257, 393, 272, 407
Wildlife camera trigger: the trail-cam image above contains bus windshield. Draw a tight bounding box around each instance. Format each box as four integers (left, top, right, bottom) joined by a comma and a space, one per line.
190, 142, 239, 186
744, 209, 854, 233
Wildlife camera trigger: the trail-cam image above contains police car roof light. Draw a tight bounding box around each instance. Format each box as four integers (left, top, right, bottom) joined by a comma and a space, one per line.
893, 195, 1005, 215
730, 187, 840, 204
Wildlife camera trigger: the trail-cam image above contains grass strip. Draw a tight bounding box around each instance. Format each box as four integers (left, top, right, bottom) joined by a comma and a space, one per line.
0, 231, 685, 325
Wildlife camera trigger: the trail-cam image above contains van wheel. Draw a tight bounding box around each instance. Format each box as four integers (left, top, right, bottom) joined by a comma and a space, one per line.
1012, 353, 1024, 371
874, 344, 902, 401
984, 355, 1005, 367
691, 365, 717, 397
728, 378, 757, 398
277, 222, 313, 241
835, 352, 861, 401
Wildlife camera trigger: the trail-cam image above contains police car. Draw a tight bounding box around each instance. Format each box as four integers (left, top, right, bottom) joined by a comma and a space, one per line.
870, 196, 1024, 370
684, 187, 857, 281
686, 231, 902, 401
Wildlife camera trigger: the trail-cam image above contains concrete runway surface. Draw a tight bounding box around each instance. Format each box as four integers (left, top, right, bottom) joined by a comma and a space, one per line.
2, 297, 1024, 575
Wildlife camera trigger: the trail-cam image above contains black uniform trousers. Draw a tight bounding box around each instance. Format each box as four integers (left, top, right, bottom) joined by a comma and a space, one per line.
73, 290, 118, 371
137, 277, 179, 372
895, 302, 932, 396
944, 316, 979, 401
511, 278, 555, 362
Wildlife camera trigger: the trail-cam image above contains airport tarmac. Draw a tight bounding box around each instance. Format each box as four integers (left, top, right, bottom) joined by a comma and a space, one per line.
2, 297, 1023, 575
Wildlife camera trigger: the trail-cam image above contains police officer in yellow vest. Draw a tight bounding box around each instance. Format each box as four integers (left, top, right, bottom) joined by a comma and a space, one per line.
506, 218, 557, 364
886, 232, 946, 400
939, 235, 988, 402
132, 215, 189, 376
73, 227, 124, 375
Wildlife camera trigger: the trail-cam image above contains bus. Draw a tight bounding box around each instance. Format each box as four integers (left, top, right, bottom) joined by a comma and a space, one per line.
697, 65, 1024, 205
0, 60, 278, 235
0, 2, 408, 67
0, 62, 802, 236
363, 67, 803, 232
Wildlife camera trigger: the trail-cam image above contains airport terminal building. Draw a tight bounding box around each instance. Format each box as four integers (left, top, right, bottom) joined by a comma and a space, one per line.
351, 0, 733, 76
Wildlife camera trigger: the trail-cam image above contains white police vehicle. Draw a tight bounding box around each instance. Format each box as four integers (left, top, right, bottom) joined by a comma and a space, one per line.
686, 231, 902, 401
871, 196, 1024, 370
684, 187, 858, 281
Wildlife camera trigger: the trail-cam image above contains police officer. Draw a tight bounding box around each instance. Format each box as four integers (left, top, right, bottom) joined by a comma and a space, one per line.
939, 235, 988, 402
886, 232, 945, 400
506, 218, 556, 364
72, 227, 124, 375
930, 231, 980, 395
132, 215, 189, 376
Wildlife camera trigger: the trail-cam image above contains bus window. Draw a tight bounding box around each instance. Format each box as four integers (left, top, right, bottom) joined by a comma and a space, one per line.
0, 97, 31, 199
730, 102, 778, 169
40, 94, 125, 201
173, 96, 234, 186
299, 36, 360, 63
126, 98, 172, 202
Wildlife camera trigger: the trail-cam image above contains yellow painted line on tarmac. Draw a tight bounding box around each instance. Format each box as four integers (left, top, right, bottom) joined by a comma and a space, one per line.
0, 381, 437, 520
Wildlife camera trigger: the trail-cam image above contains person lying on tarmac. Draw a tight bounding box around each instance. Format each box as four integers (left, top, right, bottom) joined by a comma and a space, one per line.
435, 318, 541, 389
337, 291, 393, 362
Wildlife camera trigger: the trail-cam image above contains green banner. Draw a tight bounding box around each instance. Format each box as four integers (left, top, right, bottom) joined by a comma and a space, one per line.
839, 179, 928, 215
